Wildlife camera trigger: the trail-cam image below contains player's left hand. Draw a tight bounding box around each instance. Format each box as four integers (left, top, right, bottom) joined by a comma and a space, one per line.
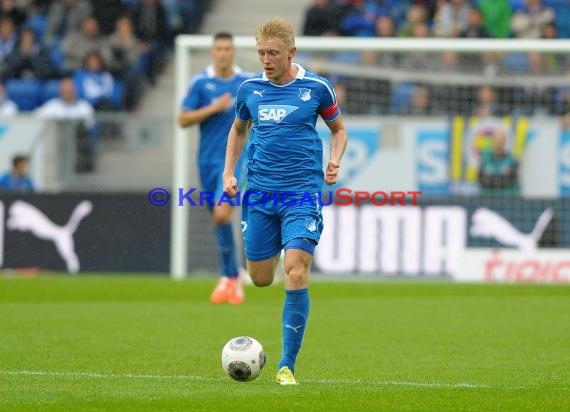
325, 160, 340, 185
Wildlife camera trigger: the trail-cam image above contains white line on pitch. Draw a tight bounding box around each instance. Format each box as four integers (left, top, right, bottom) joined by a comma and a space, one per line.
0, 370, 496, 388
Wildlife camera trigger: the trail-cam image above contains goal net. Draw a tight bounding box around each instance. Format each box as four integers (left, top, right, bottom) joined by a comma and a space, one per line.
172, 36, 570, 283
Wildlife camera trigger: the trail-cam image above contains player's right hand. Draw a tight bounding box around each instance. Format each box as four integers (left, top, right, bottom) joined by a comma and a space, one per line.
224, 175, 238, 198
215, 92, 233, 112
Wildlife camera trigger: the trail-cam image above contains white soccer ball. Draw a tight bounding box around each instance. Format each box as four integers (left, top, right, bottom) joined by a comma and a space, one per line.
221, 336, 266, 381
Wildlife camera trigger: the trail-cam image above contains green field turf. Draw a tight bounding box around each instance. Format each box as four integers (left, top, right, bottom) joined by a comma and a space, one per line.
0, 275, 569, 411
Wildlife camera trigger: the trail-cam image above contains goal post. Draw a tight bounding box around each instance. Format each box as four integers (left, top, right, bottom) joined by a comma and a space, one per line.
171, 35, 570, 280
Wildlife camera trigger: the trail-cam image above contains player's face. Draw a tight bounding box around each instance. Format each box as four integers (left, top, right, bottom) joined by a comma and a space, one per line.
257, 37, 295, 84
211, 38, 235, 72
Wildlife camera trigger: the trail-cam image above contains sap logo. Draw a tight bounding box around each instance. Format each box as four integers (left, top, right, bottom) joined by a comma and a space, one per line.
258, 105, 298, 124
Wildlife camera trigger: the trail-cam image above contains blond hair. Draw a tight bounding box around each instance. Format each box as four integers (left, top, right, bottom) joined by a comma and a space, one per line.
255, 17, 295, 49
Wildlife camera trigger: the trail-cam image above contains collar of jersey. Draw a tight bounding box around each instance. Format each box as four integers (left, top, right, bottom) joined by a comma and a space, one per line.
261, 63, 305, 85
206, 65, 243, 79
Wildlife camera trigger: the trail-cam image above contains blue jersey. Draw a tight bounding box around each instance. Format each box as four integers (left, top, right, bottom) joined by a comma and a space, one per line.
0, 173, 35, 192
235, 64, 340, 192
181, 65, 252, 168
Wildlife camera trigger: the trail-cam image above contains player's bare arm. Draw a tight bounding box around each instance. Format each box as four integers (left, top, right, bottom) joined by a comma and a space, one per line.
223, 117, 251, 197
325, 116, 348, 185
177, 92, 233, 128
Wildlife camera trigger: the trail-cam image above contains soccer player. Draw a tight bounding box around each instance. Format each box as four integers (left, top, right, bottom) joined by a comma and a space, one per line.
178, 32, 251, 305
223, 17, 348, 385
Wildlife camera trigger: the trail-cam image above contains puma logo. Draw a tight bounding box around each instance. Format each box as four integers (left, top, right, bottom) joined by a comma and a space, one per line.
253, 90, 264, 98
7, 200, 93, 273
470, 207, 554, 251
285, 324, 303, 333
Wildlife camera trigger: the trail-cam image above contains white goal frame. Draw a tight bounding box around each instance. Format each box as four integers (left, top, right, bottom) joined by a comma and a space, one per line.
170, 35, 570, 279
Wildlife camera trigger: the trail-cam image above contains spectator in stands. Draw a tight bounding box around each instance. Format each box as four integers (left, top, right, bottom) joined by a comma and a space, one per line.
339, 0, 379, 37
61, 16, 112, 73
35, 76, 94, 123
541, 23, 566, 72
460, 9, 489, 38
511, 0, 554, 38
2, 27, 56, 81
478, 132, 520, 196
0, 81, 17, 114
0, 0, 27, 29
43, 0, 92, 48
399, 85, 434, 115
375, 15, 395, 38
439, 50, 461, 71
109, 15, 142, 111
433, 0, 471, 37
362, 15, 396, 65
0, 154, 35, 192
0, 17, 17, 69
478, 0, 512, 38
302, 0, 340, 36
35, 77, 96, 172
132, 0, 170, 85
473, 85, 500, 117
400, 23, 438, 70
92, 0, 129, 35
73, 50, 119, 111
397, 4, 427, 37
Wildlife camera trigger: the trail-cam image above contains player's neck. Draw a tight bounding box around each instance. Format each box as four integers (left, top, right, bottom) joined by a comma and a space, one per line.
215, 66, 234, 79
272, 65, 298, 85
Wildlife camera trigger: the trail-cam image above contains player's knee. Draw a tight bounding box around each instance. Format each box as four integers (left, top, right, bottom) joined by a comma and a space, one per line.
213, 214, 231, 225
284, 263, 308, 288
251, 276, 273, 287
248, 264, 274, 287
212, 208, 232, 225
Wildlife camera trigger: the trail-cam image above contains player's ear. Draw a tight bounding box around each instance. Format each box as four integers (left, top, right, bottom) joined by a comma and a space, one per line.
289, 47, 296, 59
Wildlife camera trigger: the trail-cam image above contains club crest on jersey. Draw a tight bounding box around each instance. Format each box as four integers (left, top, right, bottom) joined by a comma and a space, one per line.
258, 105, 298, 125
298, 88, 311, 102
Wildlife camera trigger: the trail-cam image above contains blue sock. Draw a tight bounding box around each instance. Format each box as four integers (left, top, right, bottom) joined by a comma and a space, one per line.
278, 288, 309, 373
215, 223, 238, 278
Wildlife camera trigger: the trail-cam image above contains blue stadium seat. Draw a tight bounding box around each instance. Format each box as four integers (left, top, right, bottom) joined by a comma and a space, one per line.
111, 80, 124, 110
41, 79, 61, 104
5, 79, 43, 111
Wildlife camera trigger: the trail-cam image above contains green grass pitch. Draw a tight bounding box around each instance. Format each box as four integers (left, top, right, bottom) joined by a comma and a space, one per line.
0, 274, 569, 411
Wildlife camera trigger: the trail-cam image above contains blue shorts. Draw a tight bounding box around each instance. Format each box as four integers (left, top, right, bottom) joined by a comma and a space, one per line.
199, 157, 247, 211
241, 190, 324, 261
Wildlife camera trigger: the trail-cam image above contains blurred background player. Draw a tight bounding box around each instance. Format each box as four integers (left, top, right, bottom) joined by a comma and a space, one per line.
223, 17, 348, 385
0, 154, 35, 192
178, 32, 250, 305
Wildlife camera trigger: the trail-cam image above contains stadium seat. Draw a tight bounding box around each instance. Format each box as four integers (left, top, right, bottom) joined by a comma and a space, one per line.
5, 79, 43, 111
40, 79, 61, 104
111, 80, 124, 110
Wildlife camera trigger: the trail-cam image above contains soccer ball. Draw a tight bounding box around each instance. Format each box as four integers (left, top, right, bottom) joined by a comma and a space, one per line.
221, 336, 266, 381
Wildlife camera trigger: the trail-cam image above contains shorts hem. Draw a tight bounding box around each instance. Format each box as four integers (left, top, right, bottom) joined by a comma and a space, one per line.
246, 248, 282, 261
